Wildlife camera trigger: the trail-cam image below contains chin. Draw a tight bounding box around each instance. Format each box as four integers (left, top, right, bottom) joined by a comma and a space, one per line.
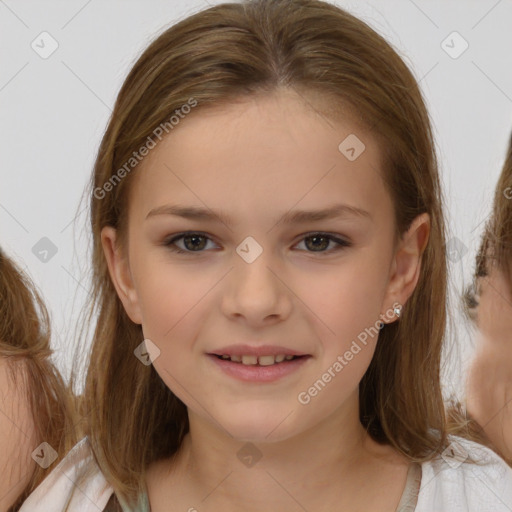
219, 410, 298, 444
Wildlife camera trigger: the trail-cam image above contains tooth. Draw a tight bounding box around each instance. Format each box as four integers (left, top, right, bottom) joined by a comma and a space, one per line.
275, 355, 285, 363
220, 355, 230, 360
230, 355, 242, 362
284, 355, 294, 360
242, 355, 258, 365
258, 355, 276, 366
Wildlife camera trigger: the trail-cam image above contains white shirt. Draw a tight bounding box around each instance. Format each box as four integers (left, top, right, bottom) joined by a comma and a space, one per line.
415, 436, 512, 511
18, 437, 114, 511
18, 435, 512, 511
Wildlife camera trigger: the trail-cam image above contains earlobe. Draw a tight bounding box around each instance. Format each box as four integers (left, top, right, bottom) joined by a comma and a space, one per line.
100, 226, 143, 325
381, 213, 430, 324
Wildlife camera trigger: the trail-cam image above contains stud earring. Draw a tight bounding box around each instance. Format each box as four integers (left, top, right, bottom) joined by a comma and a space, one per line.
393, 304, 402, 318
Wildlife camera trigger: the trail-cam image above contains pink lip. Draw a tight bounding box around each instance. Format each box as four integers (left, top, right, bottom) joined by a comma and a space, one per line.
208, 344, 309, 357
207, 354, 311, 383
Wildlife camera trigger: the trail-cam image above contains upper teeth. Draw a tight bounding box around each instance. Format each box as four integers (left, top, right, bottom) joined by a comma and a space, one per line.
219, 354, 295, 365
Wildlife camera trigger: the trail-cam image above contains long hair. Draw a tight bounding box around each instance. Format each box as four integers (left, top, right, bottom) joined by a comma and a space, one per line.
477, 133, 512, 288
80, 0, 451, 504
0, 247, 80, 511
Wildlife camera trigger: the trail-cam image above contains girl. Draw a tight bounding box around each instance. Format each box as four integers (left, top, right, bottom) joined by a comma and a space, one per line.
20, 0, 512, 510
0, 247, 79, 511
455, 132, 512, 465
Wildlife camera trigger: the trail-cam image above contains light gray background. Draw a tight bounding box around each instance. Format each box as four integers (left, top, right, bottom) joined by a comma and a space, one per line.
1, 0, 511, 399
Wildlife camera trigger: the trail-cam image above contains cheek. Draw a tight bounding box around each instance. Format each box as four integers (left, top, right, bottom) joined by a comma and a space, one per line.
289, 255, 388, 386
478, 293, 512, 343
133, 258, 213, 340
304, 255, 388, 334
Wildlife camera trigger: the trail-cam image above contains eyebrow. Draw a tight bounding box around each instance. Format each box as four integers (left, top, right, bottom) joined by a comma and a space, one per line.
146, 203, 372, 226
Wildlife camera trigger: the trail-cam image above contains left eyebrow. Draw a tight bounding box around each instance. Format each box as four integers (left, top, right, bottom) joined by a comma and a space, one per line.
145, 203, 373, 226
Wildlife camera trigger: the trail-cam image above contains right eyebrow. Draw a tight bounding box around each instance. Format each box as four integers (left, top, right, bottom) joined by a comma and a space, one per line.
145, 203, 373, 227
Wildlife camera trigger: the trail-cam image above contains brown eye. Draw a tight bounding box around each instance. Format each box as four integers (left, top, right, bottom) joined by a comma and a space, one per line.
296, 233, 352, 254
181, 234, 208, 251
164, 232, 217, 254
304, 234, 331, 251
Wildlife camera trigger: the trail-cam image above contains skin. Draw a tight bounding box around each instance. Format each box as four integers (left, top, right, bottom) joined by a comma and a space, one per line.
0, 357, 37, 512
102, 87, 430, 511
466, 264, 512, 463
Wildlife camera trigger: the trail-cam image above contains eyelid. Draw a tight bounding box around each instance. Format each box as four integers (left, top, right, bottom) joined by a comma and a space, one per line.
163, 231, 220, 252
293, 231, 352, 248
163, 231, 352, 254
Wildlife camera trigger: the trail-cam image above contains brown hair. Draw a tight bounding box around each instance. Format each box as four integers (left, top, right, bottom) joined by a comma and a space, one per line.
464, 133, 512, 315
0, 247, 80, 511
451, 133, 512, 465
79, 0, 455, 505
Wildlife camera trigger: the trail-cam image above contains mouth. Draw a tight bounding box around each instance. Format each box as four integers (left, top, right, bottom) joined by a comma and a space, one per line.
206, 352, 312, 382
210, 353, 308, 366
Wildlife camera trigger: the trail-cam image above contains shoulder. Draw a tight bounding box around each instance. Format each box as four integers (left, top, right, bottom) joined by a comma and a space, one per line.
18, 437, 114, 512
415, 435, 512, 511
0, 357, 37, 511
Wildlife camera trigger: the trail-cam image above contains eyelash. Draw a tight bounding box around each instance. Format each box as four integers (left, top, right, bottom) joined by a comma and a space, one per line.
162, 231, 352, 255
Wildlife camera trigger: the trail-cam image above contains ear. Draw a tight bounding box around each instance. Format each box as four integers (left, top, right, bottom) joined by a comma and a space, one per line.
100, 226, 143, 325
381, 213, 430, 324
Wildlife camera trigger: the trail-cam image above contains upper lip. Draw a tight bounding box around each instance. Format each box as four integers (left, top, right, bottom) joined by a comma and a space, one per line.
209, 344, 309, 357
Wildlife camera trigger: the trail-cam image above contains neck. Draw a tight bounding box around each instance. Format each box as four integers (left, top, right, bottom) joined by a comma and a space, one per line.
149, 392, 407, 511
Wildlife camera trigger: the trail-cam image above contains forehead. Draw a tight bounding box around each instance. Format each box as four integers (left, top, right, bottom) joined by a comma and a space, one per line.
128, 89, 389, 222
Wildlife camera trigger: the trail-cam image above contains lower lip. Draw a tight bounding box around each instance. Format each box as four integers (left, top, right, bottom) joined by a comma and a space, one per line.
207, 354, 311, 382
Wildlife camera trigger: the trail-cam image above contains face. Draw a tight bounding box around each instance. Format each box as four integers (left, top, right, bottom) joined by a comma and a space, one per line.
102, 87, 427, 443
473, 265, 512, 347
467, 263, 512, 462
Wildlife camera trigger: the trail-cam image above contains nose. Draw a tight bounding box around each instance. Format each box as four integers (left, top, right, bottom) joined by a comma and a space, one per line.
221, 246, 293, 326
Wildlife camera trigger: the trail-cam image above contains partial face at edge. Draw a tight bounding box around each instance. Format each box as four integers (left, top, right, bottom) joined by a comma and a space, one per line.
467, 263, 512, 462
101, 88, 428, 442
